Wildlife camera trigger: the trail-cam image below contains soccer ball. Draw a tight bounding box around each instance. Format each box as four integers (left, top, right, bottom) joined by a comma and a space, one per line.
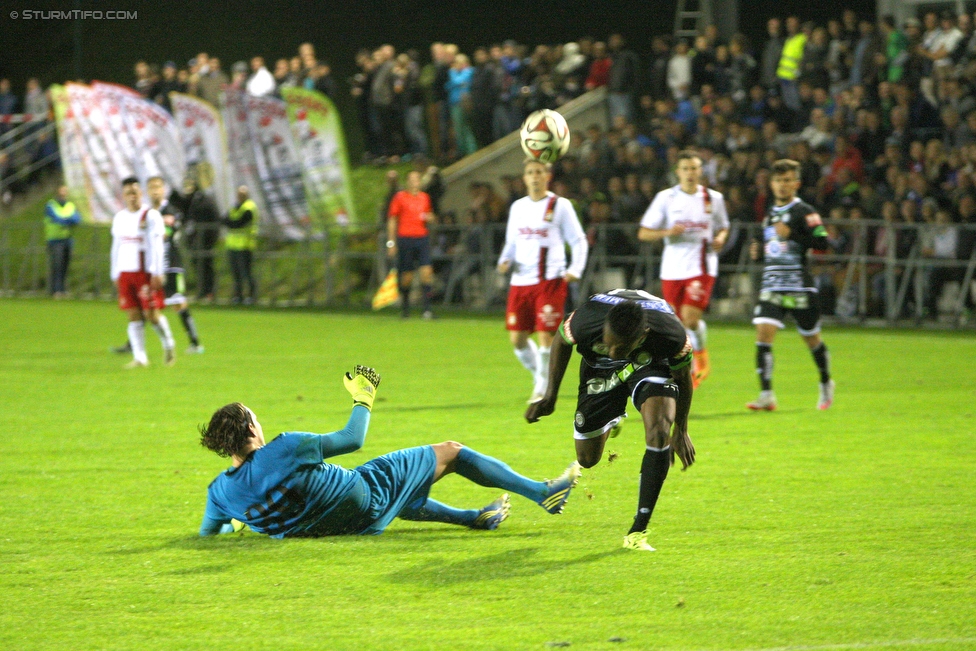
519, 109, 571, 163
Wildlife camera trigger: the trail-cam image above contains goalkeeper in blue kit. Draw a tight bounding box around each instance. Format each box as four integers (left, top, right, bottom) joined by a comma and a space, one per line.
199, 366, 581, 537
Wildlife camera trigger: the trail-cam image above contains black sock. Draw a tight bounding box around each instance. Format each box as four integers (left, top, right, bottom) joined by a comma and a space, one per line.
811, 342, 830, 383
629, 447, 671, 534
179, 309, 200, 347
400, 284, 410, 316
421, 284, 433, 312
757, 343, 773, 392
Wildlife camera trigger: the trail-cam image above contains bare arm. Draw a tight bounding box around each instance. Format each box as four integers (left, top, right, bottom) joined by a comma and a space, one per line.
669, 360, 695, 470
638, 223, 685, 242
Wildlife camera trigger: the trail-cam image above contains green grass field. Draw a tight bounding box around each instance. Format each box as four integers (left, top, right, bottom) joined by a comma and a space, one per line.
1, 298, 974, 651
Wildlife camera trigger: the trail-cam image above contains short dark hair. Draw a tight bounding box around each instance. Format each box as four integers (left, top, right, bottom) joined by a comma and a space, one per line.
771, 159, 801, 177
607, 300, 646, 341
199, 403, 253, 458
523, 158, 552, 171
676, 149, 701, 163
121, 176, 139, 188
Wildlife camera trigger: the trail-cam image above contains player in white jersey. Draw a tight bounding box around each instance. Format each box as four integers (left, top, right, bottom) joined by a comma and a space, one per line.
110, 177, 176, 368
497, 159, 588, 403
638, 150, 729, 388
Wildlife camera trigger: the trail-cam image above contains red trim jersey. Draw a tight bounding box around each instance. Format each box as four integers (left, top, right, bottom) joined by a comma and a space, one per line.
497, 192, 588, 287
110, 206, 165, 281
640, 184, 729, 280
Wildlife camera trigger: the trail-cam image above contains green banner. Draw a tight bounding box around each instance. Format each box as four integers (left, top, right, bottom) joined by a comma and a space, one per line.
280, 87, 357, 226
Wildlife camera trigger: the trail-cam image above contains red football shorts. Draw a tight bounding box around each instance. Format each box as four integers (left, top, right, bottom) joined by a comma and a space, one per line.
661, 274, 716, 311
506, 278, 567, 333
117, 271, 165, 311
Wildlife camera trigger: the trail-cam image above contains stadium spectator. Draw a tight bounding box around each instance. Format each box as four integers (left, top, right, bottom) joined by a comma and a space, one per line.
446, 53, 477, 158
667, 39, 693, 100
922, 207, 960, 318
777, 16, 806, 111
155, 62, 185, 112
44, 185, 81, 299
246, 57, 276, 97
585, 41, 611, 91
0, 78, 17, 117
197, 56, 228, 108
607, 34, 641, 123
760, 18, 784, 91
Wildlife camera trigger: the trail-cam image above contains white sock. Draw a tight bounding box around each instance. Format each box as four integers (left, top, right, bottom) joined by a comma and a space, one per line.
128, 321, 148, 364
685, 327, 700, 352
695, 320, 707, 350
535, 346, 551, 395
514, 338, 539, 376
153, 315, 175, 350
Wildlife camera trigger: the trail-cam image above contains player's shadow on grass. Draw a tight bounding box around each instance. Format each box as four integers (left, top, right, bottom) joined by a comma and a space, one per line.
381, 403, 490, 413
690, 407, 804, 420
385, 547, 618, 585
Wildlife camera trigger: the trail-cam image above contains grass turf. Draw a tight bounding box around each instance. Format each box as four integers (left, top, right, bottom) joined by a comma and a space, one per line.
0, 298, 973, 651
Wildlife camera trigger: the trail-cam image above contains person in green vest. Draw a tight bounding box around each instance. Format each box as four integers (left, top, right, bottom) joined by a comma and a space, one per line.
224, 185, 258, 305
776, 16, 808, 112
44, 185, 82, 298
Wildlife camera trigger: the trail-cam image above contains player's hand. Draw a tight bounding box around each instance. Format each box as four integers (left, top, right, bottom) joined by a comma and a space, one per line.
497, 261, 511, 275
669, 224, 686, 237
712, 235, 727, 252
774, 221, 791, 239
149, 275, 164, 291
669, 424, 695, 470
344, 365, 381, 411
525, 396, 556, 423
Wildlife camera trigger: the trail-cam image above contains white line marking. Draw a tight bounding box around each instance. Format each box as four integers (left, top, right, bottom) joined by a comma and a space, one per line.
689, 638, 976, 651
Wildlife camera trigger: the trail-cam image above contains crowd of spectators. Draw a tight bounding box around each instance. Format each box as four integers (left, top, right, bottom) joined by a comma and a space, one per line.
0, 76, 57, 204
371, 14, 976, 320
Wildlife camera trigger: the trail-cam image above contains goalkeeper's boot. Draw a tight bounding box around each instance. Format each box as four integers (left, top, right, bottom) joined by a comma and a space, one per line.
692, 349, 711, 388
470, 494, 510, 530
164, 347, 176, 367
817, 379, 835, 411
539, 461, 582, 514
343, 365, 381, 410
623, 530, 656, 552
746, 390, 777, 411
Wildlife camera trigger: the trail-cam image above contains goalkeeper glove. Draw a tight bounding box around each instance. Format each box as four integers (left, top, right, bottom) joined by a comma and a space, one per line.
343, 365, 381, 410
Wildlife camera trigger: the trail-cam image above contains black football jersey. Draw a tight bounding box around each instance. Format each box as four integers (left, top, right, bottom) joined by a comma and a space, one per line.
758, 198, 828, 293
560, 289, 691, 372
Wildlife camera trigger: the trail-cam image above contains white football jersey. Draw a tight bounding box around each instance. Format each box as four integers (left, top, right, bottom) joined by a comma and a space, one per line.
110, 206, 165, 280
640, 184, 729, 280
498, 192, 588, 286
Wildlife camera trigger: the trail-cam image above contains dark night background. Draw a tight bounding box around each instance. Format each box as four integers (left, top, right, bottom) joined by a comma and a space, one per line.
1, 0, 878, 152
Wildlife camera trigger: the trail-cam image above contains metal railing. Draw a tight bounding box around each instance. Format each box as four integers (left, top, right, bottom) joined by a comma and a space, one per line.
2, 218, 975, 327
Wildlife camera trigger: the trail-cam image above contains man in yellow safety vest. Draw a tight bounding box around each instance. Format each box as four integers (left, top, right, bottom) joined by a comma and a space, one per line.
44, 185, 82, 298
224, 185, 258, 305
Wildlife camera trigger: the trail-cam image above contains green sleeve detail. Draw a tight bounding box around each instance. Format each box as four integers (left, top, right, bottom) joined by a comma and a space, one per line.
669, 352, 693, 371
559, 319, 574, 345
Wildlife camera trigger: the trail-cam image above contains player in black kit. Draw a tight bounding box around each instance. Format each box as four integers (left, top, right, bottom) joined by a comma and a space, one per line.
525, 289, 695, 552
748, 159, 834, 412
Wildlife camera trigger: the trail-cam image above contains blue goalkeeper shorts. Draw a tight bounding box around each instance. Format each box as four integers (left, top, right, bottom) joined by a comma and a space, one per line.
354, 445, 437, 535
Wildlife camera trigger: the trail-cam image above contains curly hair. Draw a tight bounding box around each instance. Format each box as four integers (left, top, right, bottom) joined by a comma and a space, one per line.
607, 300, 647, 341
199, 403, 253, 458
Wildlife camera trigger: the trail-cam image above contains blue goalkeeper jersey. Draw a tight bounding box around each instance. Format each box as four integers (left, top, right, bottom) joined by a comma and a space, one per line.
203, 432, 370, 538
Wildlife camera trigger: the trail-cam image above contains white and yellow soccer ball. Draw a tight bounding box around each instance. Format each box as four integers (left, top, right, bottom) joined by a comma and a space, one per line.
519, 109, 571, 163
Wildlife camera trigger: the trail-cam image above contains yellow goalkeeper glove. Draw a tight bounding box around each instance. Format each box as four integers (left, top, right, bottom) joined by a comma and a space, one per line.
343, 365, 381, 410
